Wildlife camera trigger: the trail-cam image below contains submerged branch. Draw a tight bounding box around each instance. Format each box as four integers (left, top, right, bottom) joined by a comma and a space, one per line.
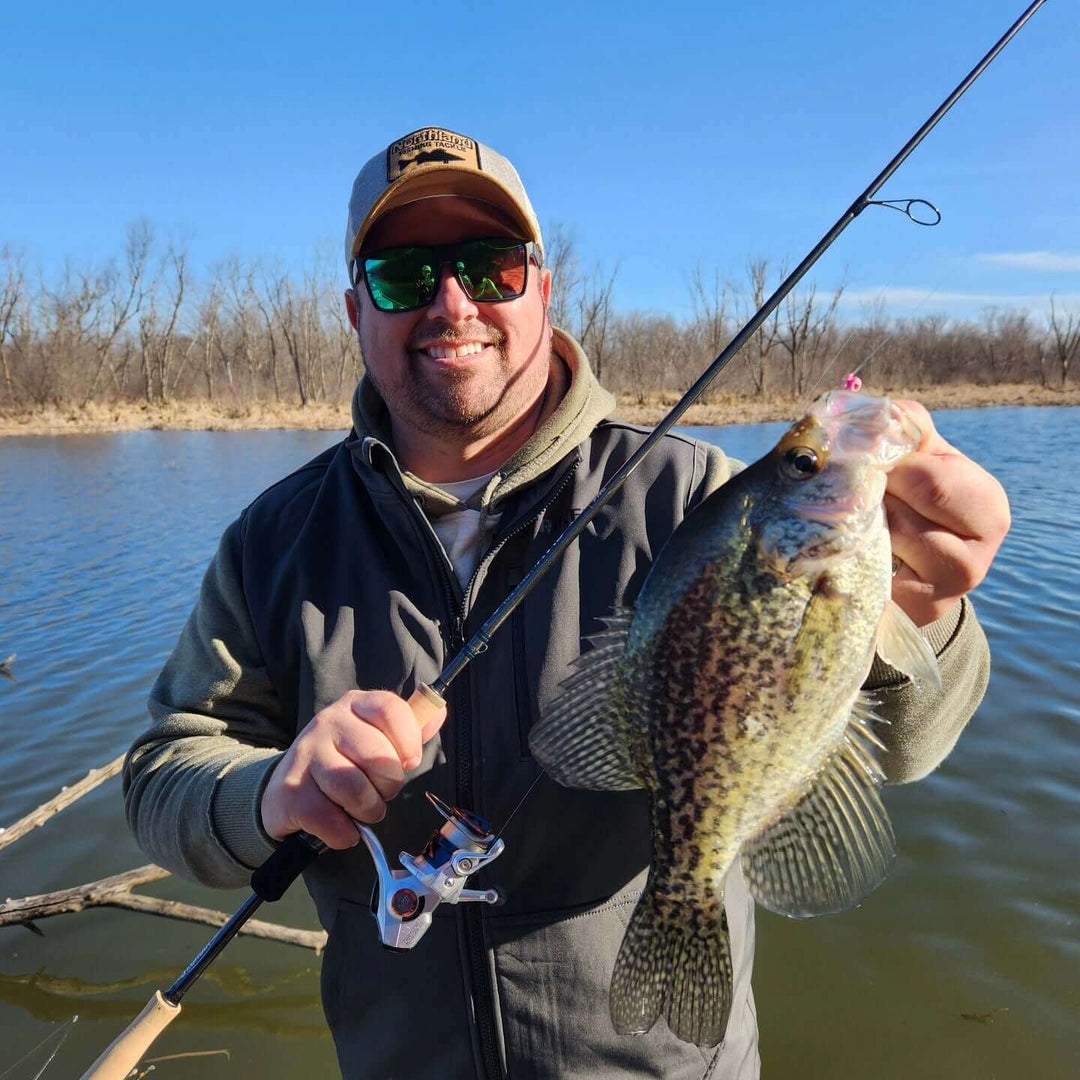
1, 761, 326, 953
0, 864, 326, 953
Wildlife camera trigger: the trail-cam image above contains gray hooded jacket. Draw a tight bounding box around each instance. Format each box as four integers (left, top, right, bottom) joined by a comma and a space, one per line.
125, 330, 989, 1079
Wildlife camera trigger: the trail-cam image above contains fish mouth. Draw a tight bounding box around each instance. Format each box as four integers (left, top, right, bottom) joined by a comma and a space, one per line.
788, 497, 861, 523
814, 391, 922, 462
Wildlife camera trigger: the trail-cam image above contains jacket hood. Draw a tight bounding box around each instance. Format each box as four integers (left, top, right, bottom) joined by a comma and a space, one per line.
350, 328, 616, 513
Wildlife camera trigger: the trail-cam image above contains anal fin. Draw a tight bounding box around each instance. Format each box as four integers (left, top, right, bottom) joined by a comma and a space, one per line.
740, 694, 896, 918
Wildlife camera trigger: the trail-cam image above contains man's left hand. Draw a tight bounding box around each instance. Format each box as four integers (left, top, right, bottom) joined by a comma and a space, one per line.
884, 399, 1011, 628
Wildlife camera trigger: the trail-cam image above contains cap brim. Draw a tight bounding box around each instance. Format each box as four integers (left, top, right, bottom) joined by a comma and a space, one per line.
351, 168, 539, 259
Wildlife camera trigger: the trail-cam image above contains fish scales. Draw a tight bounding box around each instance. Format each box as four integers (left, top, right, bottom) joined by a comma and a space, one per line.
530, 390, 939, 1048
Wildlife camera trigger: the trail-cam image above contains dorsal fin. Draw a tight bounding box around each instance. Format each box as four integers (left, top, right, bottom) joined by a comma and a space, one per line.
528, 612, 645, 790
740, 691, 896, 918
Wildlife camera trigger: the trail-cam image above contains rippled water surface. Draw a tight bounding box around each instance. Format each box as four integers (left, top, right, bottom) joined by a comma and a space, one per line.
0, 408, 1076, 1077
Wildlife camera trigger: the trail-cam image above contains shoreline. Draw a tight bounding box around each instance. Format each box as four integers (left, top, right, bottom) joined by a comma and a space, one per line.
1, 383, 1077, 438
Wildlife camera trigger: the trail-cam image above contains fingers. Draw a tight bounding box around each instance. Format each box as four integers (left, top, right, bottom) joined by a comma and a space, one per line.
260, 687, 445, 850
884, 494, 981, 628
265, 759, 366, 850
261, 744, 371, 849
310, 738, 395, 821
350, 689, 431, 771
884, 493, 982, 592
887, 446, 1010, 542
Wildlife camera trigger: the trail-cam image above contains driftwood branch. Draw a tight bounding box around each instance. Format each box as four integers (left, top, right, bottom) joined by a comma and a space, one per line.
0, 864, 327, 953
0, 758, 327, 954
0, 754, 126, 851
110, 894, 326, 951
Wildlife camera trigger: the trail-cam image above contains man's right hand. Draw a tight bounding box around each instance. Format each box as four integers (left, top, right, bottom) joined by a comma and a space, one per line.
260, 689, 447, 849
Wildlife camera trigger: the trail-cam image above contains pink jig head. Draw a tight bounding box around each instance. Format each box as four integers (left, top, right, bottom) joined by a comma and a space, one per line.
843, 372, 863, 392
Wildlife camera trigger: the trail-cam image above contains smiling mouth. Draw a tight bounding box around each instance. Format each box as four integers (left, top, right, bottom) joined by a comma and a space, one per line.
416, 342, 491, 360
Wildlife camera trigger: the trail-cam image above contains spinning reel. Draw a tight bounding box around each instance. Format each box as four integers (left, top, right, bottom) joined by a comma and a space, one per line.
358, 791, 505, 950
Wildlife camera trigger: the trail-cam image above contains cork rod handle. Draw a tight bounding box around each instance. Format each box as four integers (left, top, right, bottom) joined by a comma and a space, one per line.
80, 990, 181, 1080
407, 682, 446, 730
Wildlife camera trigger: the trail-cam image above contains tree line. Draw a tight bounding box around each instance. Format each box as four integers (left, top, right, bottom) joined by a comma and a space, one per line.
1, 221, 1076, 413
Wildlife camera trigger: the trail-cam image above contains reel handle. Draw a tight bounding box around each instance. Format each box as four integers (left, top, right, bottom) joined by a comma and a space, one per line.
250, 683, 447, 901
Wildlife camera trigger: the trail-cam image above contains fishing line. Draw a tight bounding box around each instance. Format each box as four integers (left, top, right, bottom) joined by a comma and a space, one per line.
793, 200, 945, 418
0, 1016, 78, 1080
493, 767, 547, 840
846, 277, 947, 384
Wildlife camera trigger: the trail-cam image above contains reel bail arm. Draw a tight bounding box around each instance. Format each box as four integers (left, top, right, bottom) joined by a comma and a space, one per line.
361, 792, 504, 951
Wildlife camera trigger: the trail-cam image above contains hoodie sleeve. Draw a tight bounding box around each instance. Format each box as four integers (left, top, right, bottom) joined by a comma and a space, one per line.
694, 440, 988, 786
123, 517, 288, 889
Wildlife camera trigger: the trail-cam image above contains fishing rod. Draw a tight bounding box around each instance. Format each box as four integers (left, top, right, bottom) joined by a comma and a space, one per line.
80, 2, 1048, 1076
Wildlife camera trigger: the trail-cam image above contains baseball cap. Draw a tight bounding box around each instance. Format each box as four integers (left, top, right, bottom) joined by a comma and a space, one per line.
345, 127, 544, 277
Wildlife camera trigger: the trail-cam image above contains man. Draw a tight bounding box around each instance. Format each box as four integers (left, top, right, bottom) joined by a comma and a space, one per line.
125, 127, 1009, 1078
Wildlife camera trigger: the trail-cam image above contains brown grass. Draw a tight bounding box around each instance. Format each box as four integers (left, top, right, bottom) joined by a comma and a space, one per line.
614, 382, 1080, 427
0, 400, 353, 437
1, 383, 1076, 438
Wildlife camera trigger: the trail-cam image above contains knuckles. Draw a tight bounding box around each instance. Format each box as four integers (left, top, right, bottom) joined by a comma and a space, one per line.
948, 555, 988, 597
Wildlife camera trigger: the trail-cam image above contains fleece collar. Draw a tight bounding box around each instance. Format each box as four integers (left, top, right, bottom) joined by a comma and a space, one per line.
351, 328, 615, 514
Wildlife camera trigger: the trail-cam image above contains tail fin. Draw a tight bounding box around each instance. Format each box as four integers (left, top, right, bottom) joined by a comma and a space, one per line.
609, 886, 733, 1048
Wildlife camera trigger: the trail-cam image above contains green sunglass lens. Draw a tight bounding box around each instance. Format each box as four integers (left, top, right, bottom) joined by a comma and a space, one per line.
364, 239, 529, 311
364, 249, 438, 312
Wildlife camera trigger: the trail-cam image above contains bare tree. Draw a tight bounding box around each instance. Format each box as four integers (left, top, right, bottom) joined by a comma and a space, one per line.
195, 275, 224, 401
544, 221, 582, 333
1046, 295, 1080, 388
734, 259, 781, 395
264, 269, 311, 405
977, 307, 1036, 386
148, 244, 188, 402
689, 262, 730, 361
4, 222, 1075, 416
327, 287, 362, 397
0, 246, 26, 401
574, 263, 619, 383
777, 277, 844, 396
80, 221, 153, 407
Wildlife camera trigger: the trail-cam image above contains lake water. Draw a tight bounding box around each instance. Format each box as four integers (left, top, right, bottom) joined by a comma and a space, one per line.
0, 407, 1076, 1078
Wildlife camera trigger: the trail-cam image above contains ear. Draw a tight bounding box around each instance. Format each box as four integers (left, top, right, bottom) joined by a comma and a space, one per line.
540, 267, 552, 309
344, 287, 360, 331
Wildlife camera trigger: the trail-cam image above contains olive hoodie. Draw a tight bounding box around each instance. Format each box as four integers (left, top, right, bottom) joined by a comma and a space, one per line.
125, 329, 989, 1079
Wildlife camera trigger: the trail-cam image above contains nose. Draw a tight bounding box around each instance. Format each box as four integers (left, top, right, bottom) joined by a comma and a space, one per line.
425, 264, 480, 323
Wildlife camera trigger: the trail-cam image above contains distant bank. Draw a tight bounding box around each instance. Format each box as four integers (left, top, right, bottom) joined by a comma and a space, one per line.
1, 383, 1077, 438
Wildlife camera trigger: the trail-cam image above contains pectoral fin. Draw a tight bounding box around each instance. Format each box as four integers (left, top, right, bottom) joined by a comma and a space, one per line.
876, 599, 942, 691
528, 613, 645, 790
740, 693, 896, 918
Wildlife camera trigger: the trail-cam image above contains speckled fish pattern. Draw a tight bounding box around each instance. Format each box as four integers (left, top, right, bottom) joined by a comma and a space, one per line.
531, 392, 922, 1048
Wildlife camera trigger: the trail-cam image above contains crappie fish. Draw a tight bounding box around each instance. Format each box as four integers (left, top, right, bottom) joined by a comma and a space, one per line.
529, 390, 942, 1047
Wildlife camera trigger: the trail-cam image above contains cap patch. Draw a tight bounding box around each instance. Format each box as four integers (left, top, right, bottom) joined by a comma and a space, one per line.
387, 128, 481, 182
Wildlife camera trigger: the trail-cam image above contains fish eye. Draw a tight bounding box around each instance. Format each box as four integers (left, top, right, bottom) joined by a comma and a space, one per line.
782, 446, 820, 480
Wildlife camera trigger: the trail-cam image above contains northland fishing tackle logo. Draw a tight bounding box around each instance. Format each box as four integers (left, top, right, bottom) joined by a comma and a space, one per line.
387, 128, 481, 182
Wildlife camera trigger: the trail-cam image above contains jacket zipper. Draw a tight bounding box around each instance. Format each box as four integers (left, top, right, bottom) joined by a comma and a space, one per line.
388, 452, 581, 1080
453, 457, 580, 1079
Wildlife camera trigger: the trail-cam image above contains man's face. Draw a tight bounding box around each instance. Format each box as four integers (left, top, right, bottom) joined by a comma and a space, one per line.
348, 197, 553, 442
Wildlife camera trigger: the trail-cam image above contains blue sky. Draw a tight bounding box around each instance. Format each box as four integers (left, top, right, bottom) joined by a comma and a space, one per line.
3, 0, 1076, 324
